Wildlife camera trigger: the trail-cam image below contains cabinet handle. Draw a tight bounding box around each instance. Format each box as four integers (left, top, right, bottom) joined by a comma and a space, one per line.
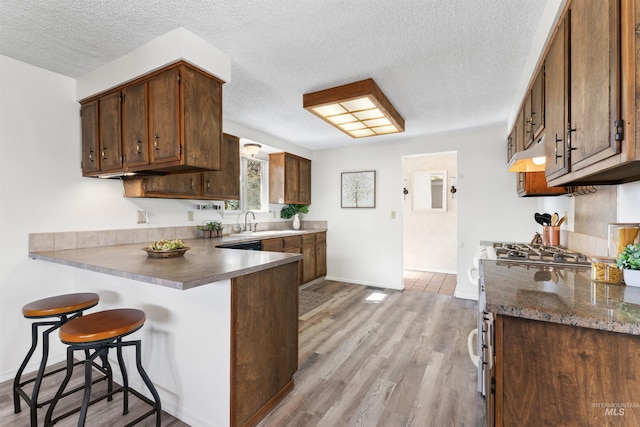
566, 122, 577, 152
554, 134, 563, 163
190, 177, 194, 189
206, 180, 210, 190
101, 147, 107, 160
154, 132, 159, 151
136, 140, 142, 154
88, 150, 95, 162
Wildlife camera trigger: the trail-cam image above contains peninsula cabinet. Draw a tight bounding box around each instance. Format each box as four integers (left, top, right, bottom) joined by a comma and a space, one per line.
80, 61, 224, 177
122, 133, 240, 200
492, 315, 640, 426
269, 152, 311, 204
544, 0, 640, 186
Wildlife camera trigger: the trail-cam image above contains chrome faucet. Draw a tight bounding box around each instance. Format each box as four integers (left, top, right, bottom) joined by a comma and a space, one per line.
244, 211, 255, 232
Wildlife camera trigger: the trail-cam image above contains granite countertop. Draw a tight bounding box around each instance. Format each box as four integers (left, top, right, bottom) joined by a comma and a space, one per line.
30, 237, 304, 291
481, 259, 640, 335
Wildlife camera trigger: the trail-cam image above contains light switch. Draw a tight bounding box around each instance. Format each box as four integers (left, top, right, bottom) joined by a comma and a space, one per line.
391, 211, 396, 219
187, 211, 194, 222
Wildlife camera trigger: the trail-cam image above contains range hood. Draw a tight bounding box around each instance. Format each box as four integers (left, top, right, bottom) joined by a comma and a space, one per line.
507, 137, 547, 173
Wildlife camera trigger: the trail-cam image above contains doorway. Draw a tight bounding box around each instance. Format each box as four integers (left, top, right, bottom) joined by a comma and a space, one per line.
401, 152, 458, 293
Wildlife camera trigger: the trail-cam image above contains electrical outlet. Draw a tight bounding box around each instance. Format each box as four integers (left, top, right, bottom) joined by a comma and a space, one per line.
136, 210, 147, 224
187, 211, 194, 222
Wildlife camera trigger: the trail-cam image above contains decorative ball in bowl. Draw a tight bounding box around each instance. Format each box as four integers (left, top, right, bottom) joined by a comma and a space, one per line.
143, 239, 190, 258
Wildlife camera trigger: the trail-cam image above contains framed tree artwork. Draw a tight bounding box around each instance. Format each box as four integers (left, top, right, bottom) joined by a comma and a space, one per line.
341, 170, 376, 208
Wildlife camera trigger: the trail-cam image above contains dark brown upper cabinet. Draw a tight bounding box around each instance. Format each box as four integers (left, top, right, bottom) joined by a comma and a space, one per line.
80, 61, 223, 177
269, 152, 312, 205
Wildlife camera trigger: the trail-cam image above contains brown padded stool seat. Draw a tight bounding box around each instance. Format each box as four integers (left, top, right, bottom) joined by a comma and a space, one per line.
22, 292, 99, 318
59, 308, 146, 344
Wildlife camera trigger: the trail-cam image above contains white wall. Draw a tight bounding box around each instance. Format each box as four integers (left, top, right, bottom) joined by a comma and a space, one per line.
308, 125, 541, 299
402, 152, 457, 273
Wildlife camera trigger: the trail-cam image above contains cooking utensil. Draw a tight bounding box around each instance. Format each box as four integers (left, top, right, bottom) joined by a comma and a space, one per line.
535, 213, 548, 226
551, 213, 559, 226
556, 216, 566, 227
542, 213, 552, 226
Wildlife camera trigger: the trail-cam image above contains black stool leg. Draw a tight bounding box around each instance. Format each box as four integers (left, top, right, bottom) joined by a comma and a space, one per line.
134, 340, 162, 427
77, 347, 104, 427
44, 345, 76, 427
98, 350, 114, 401
116, 337, 130, 415
13, 319, 58, 427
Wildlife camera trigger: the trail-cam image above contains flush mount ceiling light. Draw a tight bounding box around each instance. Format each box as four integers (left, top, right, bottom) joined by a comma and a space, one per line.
303, 78, 405, 138
243, 143, 261, 157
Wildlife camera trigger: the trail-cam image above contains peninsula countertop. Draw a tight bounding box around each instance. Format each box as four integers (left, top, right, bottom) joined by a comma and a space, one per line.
481, 259, 640, 335
29, 236, 304, 290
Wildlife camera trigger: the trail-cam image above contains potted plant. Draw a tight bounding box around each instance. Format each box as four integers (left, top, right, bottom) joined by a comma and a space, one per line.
197, 221, 223, 238
280, 204, 309, 230
616, 243, 640, 286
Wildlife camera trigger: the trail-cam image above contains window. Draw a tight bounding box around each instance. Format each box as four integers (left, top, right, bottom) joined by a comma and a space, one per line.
225, 156, 268, 212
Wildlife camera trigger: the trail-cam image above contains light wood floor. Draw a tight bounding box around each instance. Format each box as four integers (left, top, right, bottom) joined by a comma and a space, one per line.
257, 280, 484, 427
1, 280, 483, 427
404, 270, 457, 296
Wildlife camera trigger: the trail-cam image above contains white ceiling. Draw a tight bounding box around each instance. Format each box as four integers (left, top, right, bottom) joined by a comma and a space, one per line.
0, 0, 556, 151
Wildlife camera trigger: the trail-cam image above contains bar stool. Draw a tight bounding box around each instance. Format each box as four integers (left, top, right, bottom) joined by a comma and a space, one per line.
44, 308, 162, 427
13, 292, 101, 427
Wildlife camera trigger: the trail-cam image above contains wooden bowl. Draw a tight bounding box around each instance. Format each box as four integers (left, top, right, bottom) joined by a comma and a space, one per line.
142, 247, 190, 258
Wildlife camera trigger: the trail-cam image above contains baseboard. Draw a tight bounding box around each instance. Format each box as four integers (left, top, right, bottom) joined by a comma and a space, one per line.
403, 266, 457, 275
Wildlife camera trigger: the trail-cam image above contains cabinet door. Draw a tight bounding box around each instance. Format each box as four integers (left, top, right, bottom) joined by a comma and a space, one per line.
284, 155, 299, 203
523, 93, 533, 148
122, 81, 148, 168
302, 244, 316, 283
148, 67, 181, 164
569, 0, 620, 171
517, 172, 566, 197
262, 238, 284, 252
182, 65, 222, 171
202, 133, 240, 199
81, 101, 99, 175
298, 158, 311, 204
545, 19, 569, 180
514, 109, 525, 154
315, 233, 327, 278
98, 91, 123, 172
531, 67, 545, 138
507, 131, 515, 163
142, 173, 200, 197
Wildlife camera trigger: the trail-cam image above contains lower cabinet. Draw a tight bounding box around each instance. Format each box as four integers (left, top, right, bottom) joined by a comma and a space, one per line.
262, 232, 326, 285
493, 315, 640, 426
230, 262, 298, 427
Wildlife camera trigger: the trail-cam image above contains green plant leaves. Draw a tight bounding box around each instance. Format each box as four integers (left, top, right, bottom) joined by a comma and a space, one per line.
616, 243, 640, 270
280, 204, 309, 219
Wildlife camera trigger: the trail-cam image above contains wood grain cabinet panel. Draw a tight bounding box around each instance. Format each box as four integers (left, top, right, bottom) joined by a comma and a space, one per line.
148, 67, 182, 165
494, 315, 640, 426
260, 232, 326, 285
80, 101, 99, 175
231, 262, 299, 427
201, 133, 240, 200
98, 91, 123, 172
122, 81, 149, 168
269, 152, 312, 205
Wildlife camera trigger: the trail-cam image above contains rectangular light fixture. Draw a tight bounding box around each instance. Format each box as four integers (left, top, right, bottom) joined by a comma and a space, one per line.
303, 78, 405, 138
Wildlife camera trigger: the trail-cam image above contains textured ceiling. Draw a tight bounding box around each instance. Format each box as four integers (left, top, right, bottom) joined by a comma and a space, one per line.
0, 0, 552, 151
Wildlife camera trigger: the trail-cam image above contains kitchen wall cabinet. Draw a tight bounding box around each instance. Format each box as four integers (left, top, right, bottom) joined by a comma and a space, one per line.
122, 133, 240, 200
491, 314, 640, 426
269, 152, 312, 205
81, 61, 223, 177
528, 67, 545, 144
201, 134, 240, 199
516, 172, 566, 197
542, 0, 640, 186
80, 101, 99, 174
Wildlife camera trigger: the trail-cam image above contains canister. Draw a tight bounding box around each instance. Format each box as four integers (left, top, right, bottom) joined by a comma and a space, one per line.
591, 256, 622, 284
608, 223, 640, 258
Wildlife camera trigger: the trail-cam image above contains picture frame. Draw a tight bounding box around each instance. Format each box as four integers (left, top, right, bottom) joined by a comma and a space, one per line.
341, 170, 376, 208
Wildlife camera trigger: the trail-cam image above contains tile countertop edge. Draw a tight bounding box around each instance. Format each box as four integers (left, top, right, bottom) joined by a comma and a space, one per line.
486, 302, 640, 336
29, 251, 303, 291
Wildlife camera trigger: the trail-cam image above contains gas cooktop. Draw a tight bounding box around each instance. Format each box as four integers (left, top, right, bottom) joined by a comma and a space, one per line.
489, 242, 590, 267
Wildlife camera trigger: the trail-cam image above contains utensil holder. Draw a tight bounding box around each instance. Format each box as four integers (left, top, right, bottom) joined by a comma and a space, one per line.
542, 226, 560, 246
